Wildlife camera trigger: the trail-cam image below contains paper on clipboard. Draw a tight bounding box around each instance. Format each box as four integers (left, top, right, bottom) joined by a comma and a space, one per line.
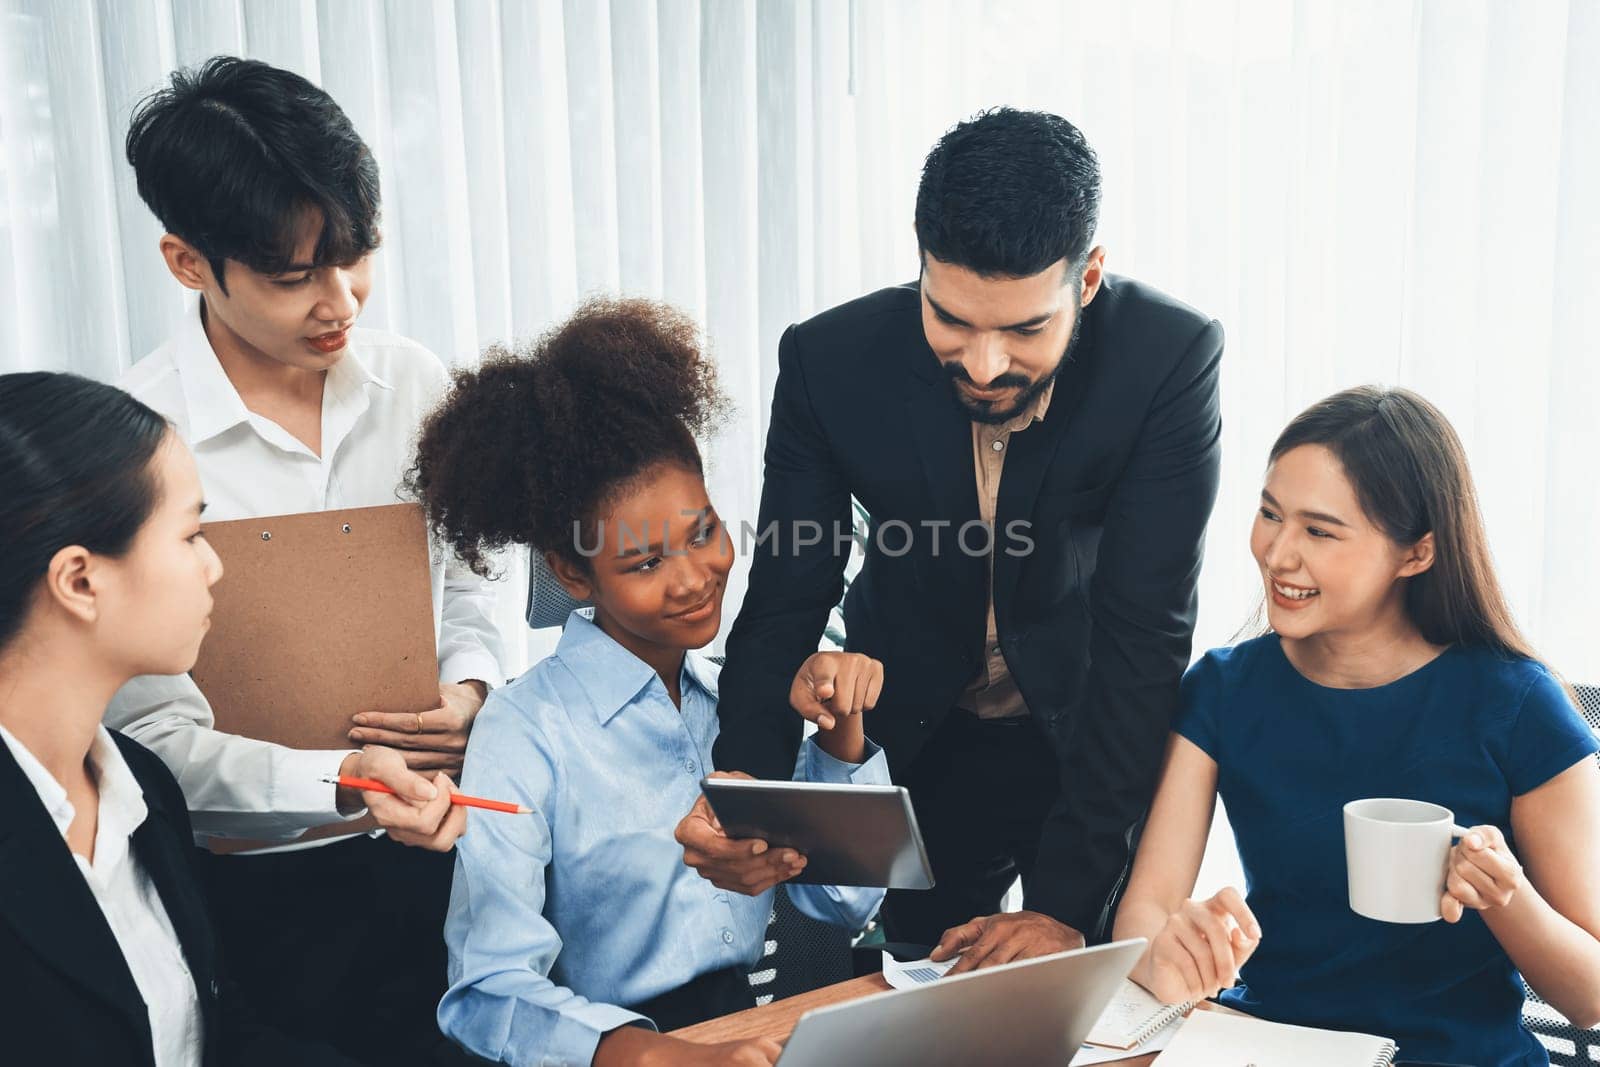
189, 502, 440, 751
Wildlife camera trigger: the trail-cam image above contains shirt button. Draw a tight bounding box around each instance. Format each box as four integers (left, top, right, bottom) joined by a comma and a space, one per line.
991, 439, 1004, 452
684, 758, 697, 774
209, 979, 221, 999
991, 645, 1002, 656
721, 928, 735, 945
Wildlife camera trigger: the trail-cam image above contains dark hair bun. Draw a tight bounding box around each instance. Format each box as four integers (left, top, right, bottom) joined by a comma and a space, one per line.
0, 373, 169, 651
408, 297, 729, 575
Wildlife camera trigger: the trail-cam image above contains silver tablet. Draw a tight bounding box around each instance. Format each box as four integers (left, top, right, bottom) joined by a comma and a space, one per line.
699, 778, 935, 890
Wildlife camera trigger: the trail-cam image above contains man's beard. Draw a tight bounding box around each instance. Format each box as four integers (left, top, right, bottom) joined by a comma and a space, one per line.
943, 311, 1083, 425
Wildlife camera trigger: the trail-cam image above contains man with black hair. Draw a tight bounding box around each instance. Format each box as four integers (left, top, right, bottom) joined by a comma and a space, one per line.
698, 108, 1223, 964
109, 56, 502, 1065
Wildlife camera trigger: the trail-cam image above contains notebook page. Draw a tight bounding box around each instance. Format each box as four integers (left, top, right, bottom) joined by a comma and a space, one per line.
1158, 1010, 1397, 1066
1085, 979, 1191, 1048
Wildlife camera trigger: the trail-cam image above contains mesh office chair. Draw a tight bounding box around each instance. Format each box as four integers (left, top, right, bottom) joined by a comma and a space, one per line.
525, 550, 589, 629
524, 552, 863, 1002
746, 890, 858, 1005
1521, 682, 1600, 1066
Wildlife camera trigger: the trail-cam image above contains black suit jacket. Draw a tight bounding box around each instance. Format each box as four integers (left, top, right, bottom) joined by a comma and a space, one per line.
0, 729, 355, 1067
714, 275, 1222, 937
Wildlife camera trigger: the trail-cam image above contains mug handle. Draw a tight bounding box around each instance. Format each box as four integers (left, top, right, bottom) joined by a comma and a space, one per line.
1451, 824, 1473, 838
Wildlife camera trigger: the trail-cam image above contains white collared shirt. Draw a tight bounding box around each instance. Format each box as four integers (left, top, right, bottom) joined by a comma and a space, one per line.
0, 724, 202, 1067
106, 296, 504, 842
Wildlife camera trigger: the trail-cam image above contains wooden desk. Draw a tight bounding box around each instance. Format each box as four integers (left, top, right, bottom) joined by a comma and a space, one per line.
671, 973, 1183, 1065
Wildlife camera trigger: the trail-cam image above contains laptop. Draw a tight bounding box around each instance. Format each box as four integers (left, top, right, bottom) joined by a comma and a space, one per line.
776, 938, 1147, 1066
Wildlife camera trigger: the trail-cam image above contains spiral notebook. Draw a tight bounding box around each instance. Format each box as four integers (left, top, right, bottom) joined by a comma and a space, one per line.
1084, 979, 1193, 1049
1156, 1010, 1398, 1066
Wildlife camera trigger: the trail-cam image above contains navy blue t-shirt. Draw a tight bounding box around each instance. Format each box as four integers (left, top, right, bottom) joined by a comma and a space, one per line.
1176, 636, 1598, 1067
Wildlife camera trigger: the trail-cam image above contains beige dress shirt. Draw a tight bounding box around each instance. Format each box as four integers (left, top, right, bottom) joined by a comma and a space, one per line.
956, 379, 1056, 719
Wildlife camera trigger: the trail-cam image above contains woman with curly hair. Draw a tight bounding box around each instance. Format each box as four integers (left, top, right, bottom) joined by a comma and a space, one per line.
413, 299, 890, 1067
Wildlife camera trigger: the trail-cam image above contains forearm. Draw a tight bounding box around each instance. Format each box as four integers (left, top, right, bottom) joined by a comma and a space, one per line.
1484, 881, 1600, 1026
595, 1026, 703, 1067
1114, 895, 1179, 989
812, 716, 864, 764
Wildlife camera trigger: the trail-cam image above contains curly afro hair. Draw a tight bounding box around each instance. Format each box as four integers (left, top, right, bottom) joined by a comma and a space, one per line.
407, 297, 730, 577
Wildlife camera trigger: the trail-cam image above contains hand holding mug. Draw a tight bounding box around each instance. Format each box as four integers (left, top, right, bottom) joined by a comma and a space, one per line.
1441, 823, 1523, 923
1344, 798, 1507, 924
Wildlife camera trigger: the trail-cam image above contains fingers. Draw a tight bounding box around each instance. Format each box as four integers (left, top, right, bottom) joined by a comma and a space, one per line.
366, 789, 438, 835
1445, 865, 1489, 913
703, 850, 804, 895
1167, 948, 1206, 1000
1444, 824, 1521, 911
425, 778, 470, 849
351, 708, 442, 734
1455, 829, 1519, 899
677, 809, 805, 895
387, 773, 464, 848
348, 726, 470, 751
790, 676, 837, 731
1440, 891, 1465, 923
930, 918, 985, 962
1231, 924, 1261, 970
1189, 904, 1240, 991
358, 747, 438, 802
398, 749, 465, 775
1169, 915, 1220, 995
979, 935, 1031, 971
791, 654, 885, 729
1212, 886, 1263, 940
945, 923, 1003, 975
1445, 865, 1490, 912
830, 657, 882, 717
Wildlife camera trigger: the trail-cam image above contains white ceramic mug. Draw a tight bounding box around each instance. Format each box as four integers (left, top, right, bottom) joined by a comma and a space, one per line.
1344, 798, 1471, 924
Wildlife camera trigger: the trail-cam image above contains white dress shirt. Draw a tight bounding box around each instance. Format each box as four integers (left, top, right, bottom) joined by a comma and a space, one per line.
0, 724, 203, 1067
107, 296, 504, 842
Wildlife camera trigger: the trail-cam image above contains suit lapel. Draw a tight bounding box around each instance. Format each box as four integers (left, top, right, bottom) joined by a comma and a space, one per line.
906, 375, 983, 531
991, 306, 1097, 620
0, 743, 153, 1047
131, 773, 214, 996
902, 352, 989, 644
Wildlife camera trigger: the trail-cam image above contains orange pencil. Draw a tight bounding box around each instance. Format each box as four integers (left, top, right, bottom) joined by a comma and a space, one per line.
320, 775, 532, 815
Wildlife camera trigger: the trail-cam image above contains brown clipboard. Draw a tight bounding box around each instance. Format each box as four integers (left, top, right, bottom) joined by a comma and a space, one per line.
190, 502, 441, 853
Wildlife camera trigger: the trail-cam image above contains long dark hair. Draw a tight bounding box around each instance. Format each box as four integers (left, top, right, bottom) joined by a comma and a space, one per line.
1269, 386, 1536, 661
0, 373, 170, 652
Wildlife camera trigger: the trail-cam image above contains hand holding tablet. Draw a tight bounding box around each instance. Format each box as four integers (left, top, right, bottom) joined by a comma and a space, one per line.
699, 778, 935, 890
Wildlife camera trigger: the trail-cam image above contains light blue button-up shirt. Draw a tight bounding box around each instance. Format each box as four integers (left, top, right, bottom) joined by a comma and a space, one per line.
439, 610, 890, 1066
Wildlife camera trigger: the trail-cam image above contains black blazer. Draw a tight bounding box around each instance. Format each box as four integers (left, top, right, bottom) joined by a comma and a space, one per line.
715, 275, 1223, 937
0, 729, 355, 1067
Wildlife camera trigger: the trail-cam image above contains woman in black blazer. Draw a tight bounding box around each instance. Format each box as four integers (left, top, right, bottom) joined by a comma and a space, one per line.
0, 372, 357, 1067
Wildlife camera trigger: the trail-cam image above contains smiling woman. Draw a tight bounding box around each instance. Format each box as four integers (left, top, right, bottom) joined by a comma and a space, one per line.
407, 299, 892, 1067
1112, 384, 1600, 1067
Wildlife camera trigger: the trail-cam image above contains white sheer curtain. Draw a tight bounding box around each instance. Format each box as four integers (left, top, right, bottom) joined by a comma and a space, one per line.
3, 0, 1597, 695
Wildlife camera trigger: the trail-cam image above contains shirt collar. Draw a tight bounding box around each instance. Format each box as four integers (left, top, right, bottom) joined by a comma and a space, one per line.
1009, 376, 1055, 432
173, 295, 251, 445
173, 294, 393, 446
0, 724, 148, 852
555, 608, 718, 725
